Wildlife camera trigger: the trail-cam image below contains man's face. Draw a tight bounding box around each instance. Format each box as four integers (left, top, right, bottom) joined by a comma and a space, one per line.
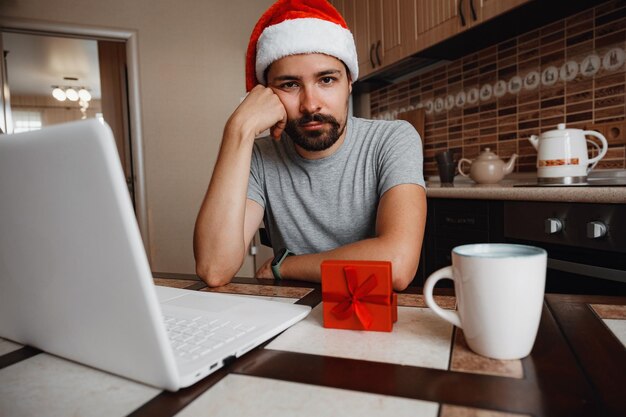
266, 53, 352, 155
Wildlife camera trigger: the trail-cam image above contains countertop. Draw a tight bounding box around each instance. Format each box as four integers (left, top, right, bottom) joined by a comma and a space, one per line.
425, 173, 626, 203
1, 274, 625, 417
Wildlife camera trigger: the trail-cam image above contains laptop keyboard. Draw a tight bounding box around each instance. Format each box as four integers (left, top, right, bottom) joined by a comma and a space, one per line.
163, 315, 256, 362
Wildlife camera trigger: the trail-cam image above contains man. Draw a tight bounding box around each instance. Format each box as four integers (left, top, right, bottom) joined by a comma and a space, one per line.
194, 0, 426, 291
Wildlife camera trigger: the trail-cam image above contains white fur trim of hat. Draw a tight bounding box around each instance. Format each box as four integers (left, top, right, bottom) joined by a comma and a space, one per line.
255, 18, 359, 85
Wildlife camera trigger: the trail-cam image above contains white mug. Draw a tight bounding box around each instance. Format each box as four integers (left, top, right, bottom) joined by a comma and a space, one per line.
424, 243, 547, 360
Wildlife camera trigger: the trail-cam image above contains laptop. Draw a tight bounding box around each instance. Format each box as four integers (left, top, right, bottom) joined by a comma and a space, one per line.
0, 119, 310, 391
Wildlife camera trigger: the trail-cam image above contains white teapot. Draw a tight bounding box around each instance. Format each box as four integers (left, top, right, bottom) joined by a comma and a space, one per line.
528, 123, 607, 185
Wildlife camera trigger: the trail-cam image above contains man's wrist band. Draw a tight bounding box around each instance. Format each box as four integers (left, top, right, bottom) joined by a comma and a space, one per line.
271, 248, 295, 280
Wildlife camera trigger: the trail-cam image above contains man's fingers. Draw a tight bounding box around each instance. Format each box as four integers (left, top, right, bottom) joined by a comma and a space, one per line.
234, 85, 287, 140
254, 257, 275, 279
271, 117, 286, 140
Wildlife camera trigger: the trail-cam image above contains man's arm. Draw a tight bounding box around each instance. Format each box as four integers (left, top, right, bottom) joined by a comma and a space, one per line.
256, 183, 427, 291
194, 86, 286, 287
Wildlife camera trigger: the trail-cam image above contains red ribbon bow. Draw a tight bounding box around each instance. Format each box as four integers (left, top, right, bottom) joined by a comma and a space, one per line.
322, 266, 391, 329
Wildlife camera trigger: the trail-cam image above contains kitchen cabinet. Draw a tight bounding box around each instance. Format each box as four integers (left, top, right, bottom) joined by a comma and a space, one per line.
332, 0, 416, 77
414, 0, 463, 53
370, 0, 411, 71
333, 0, 532, 80
419, 198, 503, 286
367, 0, 418, 76
331, 0, 372, 79
413, 0, 529, 53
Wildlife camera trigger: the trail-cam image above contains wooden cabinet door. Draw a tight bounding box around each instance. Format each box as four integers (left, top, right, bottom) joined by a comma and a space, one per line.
414, 0, 530, 51
380, 0, 403, 64
415, 0, 463, 51
334, 0, 374, 77
352, 0, 374, 77
330, 0, 344, 16
366, 0, 382, 76
343, 0, 375, 80
335, 0, 532, 79
335, 0, 416, 78
400, 0, 418, 56
367, 0, 414, 75
321, 0, 373, 78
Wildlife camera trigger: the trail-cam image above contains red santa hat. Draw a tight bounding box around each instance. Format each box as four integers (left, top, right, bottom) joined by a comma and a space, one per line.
245, 0, 358, 91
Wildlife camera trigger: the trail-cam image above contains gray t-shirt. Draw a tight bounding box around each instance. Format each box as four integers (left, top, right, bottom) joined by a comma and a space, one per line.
247, 116, 425, 255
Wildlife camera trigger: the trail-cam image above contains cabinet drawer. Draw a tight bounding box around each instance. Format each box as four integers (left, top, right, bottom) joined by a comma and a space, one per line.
432, 199, 492, 234
424, 199, 504, 278
435, 212, 489, 235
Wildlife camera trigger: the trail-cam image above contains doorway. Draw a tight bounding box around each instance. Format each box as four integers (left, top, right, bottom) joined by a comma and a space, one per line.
0, 21, 150, 259
1, 32, 134, 203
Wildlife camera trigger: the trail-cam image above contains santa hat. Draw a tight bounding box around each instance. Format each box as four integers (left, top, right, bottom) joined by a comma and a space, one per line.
245, 0, 358, 91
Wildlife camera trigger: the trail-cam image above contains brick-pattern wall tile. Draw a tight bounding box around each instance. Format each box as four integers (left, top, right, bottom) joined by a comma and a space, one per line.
370, 2, 626, 178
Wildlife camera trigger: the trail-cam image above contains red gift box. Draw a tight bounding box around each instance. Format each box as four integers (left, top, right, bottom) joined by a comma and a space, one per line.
321, 260, 398, 332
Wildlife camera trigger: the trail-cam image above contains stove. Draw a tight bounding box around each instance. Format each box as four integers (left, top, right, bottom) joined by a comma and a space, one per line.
503, 200, 626, 295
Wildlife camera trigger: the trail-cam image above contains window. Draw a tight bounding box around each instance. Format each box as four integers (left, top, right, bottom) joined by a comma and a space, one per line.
13, 110, 42, 133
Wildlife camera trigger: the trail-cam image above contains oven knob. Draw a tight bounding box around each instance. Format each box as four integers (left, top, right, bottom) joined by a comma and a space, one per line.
586, 221, 607, 239
544, 218, 563, 234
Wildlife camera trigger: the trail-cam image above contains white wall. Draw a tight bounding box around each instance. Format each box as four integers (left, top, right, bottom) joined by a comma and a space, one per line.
0, 0, 275, 276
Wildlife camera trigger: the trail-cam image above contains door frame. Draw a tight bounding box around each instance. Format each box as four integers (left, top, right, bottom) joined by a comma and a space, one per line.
0, 17, 151, 260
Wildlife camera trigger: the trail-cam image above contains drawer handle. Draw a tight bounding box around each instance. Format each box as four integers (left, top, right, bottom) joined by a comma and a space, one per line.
444, 216, 477, 225
548, 259, 626, 283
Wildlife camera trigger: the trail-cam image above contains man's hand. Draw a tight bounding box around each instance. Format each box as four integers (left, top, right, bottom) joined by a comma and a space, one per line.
228, 85, 287, 140
255, 256, 275, 279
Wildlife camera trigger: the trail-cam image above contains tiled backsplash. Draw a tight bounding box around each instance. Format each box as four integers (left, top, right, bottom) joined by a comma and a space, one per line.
369, 1, 626, 178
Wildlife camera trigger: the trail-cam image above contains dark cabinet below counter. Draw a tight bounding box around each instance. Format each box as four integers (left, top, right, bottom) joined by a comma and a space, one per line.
415, 198, 504, 287
416, 198, 626, 296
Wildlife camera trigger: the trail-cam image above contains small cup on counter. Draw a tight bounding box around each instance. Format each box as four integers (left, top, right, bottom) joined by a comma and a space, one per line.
435, 150, 457, 184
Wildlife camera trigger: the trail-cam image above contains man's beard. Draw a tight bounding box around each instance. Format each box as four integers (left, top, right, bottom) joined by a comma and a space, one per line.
285, 113, 345, 152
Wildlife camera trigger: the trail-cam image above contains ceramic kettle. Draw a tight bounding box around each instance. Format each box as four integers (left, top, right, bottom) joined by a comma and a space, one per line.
528, 123, 607, 185
458, 148, 518, 184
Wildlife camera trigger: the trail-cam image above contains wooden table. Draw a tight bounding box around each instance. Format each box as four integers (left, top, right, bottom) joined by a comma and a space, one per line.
1, 274, 624, 417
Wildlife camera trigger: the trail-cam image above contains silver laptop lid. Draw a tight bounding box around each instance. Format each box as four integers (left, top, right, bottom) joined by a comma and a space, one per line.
0, 120, 180, 390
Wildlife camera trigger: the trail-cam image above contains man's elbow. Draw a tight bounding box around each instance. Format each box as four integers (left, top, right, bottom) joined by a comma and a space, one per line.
392, 273, 413, 292
390, 257, 419, 292
195, 261, 236, 287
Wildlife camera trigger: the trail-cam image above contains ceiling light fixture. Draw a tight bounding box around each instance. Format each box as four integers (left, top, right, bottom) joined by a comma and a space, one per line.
51, 86, 92, 103
51, 87, 66, 101
78, 88, 92, 102
51, 85, 93, 119
65, 88, 79, 101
